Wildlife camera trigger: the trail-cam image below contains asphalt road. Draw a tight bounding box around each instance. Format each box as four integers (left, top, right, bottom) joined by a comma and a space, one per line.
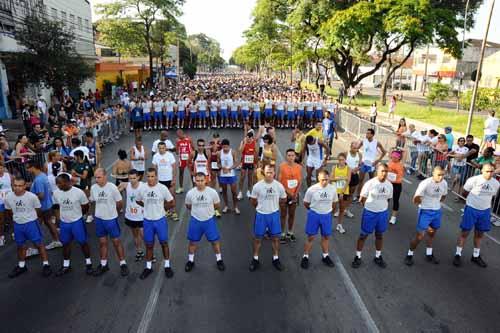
1, 127, 500, 333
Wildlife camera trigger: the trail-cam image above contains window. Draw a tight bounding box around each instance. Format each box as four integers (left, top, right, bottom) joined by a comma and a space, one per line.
101, 48, 118, 57
78, 17, 82, 30
51, 8, 57, 20
61, 11, 67, 25
70, 14, 75, 28
85, 19, 90, 32
442, 55, 452, 63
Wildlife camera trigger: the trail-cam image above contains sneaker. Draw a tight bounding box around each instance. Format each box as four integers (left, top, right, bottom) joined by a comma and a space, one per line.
218, 187, 223, 193
235, 207, 241, 215
135, 251, 145, 262
345, 210, 354, 218
85, 264, 94, 275
185, 261, 195, 272
404, 255, 414, 266
336, 224, 346, 234
246, 190, 251, 198
140, 268, 153, 280
55, 266, 72, 277
425, 254, 440, 264
93, 264, 109, 276
0, 235, 5, 247
351, 256, 362, 268
471, 255, 487, 268
165, 210, 172, 217
300, 257, 309, 269
322, 255, 335, 267
222, 206, 229, 214
216, 260, 226, 271
334, 211, 339, 217
214, 209, 222, 218
120, 264, 130, 276
289, 234, 296, 242
86, 215, 94, 223
237, 191, 243, 200
279, 234, 287, 244
25, 247, 39, 257
8, 265, 28, 278
42, 264, 52, 277
171, 212, 180, 222
249, 258, 260, 272
453, 255, 462, 267
45, 241, 63, 250
373, 256, 387, 268
272, 258, 283, 271
389, 216, 397, 225
493, 219, 500, 227
175, 187, 184, 194
164, 267, 174, 278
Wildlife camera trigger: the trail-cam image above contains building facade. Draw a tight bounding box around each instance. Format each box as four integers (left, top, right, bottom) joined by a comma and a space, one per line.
481, 50, 500, 89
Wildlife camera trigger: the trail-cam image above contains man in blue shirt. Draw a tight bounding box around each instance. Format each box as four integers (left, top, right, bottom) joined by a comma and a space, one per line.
444, 126, 454, 152
27, 161, 62, 252
131, 103, 144, 137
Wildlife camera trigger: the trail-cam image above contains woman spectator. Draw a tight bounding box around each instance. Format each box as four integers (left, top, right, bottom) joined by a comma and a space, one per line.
369, 102, 377, 123
14, 134, 35, 163
388, 95, 397, 120
112, 149, 132, 186
52, 137, 71, 158
396, 118, 407, 148
448, 137, 469, 193
433, 134, 449, 170
471, 147, 495, 174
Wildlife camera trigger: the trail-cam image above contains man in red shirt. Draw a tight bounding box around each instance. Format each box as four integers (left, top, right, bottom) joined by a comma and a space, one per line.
238, 130, 258, 200
176, 129, 194, 194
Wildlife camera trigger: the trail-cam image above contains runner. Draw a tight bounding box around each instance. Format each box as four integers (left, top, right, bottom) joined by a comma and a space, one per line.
302, 135, 329, 187
175, 129, 194, 194
142, 97, 152, 131
355, 129, 387, 200
184, 172, 225, 272
89, 168, 129, 276
331, 153, 351, 234
249, 164, 287, 272
346, 142, 361, 218
405, 166, 447, 266
387, 149, 405, 225
453, 163, 499, 268
130, 136, 147, 179
217, 139, 240, 214
131, 101, 144, 137
0, 162, 12, 246
164, 95, 176, 130
84, 131, 101, 169
238, 130, 258, 200
176, 96, 187, 129
153, 96, 164, 130
229, 95, 240, 128
278, 149, 302, 243
209, 97, 219, 128
252, 97, 261, 127
352, 164, 393, 269
5, 177, 52, 278
118, 169, 146, 261
151, 131, 175, 157
52, 173, 94, 276
137, 168, 175, 280
301, 169, 339, 269
152, 141, 179, 221
189, 138, 211, 184
219, 96, 229, 128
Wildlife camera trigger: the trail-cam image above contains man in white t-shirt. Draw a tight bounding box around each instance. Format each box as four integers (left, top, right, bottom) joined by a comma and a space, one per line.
405, 166, 447, 266
249, 164, 287, 272
152, 141, 178, 221
453, 163, 499, 268
5, 177, 52, 278
89, 168, 128, 277
352, 164, 393, 269
53, 173, 94, 276
301, 170, 339, 269
151, 131, 175, 156
481, 110, 499, 150
184, 172, 225, 272
136, 168, 175, 280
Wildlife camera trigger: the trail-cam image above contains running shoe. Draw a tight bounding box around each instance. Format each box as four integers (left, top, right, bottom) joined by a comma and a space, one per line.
336, 224, 346, 234
249, 259, 260, 272
351, 256, 362, 268
215, 209, 222, 218
279, 234, 287, 244
272, 259, 283, 271
55, 266, 72, 277
0, 235, 5, 247
453, 255, 462, 267
45, 241, 63, 250
322, 256, 335, 267
404, 255, 414, 266
93, 264, 109, 276
216, 260, 226, 271
85, 264, 94, 275
165, 210, 172, 217
300, 257, 309, 269
471, 255, 487, 268
235, 207, 241, 215
25, 248, 39, 257
8, 265, 27, 278
164, 267, 174, 278
171, 212, 180, 222
175, 187, 184, 194
237, 191, 243, 200
185, 261, 195, 272
135, 251, 145, 262
389, 216, 397, 225
140, 268, 153, 280
288, 233, 297, 242
425, 254, 440, 264
120, 264, 130, 277
246, 190, 251, 198
373, 256, 387, 268
86, 215, 94, 223
345, 210, 354, 218
222, 206, 229, 214
42, 264, 52, 277
334, 211, 339, 217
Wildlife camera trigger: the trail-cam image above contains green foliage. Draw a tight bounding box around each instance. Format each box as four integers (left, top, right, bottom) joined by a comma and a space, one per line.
9, 14, 94, 96
116, 76, 124, 87
427, 83, 451, 106
460, 88, 500, 112
187, 34, 225, 71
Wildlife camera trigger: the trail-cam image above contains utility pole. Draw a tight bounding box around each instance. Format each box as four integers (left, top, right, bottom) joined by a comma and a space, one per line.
176, 37, 180, 82
422, 45, 430, 96
466, 0, 495, 136
457, 0, 471, 112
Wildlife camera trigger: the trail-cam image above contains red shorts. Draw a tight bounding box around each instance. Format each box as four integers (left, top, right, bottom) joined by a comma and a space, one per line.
179, 159, 189, 168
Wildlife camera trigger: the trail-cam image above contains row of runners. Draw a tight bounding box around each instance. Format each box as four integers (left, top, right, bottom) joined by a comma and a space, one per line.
2, 118, 498, 279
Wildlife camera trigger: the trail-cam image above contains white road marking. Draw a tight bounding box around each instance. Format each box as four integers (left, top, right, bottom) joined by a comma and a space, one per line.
136, 204, 187, 333
485, 232, 500, 246
441, 203, 454, 212
333, 256, 380, 333
402, 178, 412, 185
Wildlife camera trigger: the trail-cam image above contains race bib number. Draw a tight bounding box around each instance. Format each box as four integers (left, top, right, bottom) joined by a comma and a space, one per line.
287, 179, 298, 189
180, 153, 189, 161
244, 155, 254, 164
74, 177, 81, 185
0, 191, 7, 201
211, 162, 219, 169
336, 180, 346, 189
387, 172, 397, 182
129, 207, 138, 214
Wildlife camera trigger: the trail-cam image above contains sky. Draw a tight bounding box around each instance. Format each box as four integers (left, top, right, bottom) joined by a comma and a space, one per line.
90, 0, 500, 61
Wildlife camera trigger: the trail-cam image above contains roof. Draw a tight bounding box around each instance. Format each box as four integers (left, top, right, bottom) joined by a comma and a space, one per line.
466, 38, 500, 48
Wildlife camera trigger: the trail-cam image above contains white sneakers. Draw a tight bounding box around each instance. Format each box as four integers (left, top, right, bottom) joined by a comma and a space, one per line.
0, 235, 5, 247
175, 187, 184, 194
237, 191, 243, 200
336, 224, 346, 234
86, 215, 94, 224
26, 248, 39, 257
389, 216, 397, 225
345, 210, 354, 218
45, 241, 63, 250
246, 190, 251, 198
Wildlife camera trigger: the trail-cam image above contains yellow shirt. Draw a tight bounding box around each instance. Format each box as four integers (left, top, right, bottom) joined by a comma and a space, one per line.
332, 165, 349, 195
306, 128, 322, 140
294, 133, 305, 154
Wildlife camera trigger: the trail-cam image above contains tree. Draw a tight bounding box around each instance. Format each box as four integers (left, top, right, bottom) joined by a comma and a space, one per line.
427, 83, 450, 107
8, 14, 94, 99
96, 0, 184, 86
187, 34, 225, 71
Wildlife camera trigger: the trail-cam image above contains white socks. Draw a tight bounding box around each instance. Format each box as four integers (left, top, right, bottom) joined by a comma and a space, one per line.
101, 259, 107, 266
19, 261, 26, 268
63, 260, 70, 268
188, 254, 195, 262
164, 260, 170, 268
407, 250, 414, 256
215, 253, 222, 261
356, 251, 362, 259
426, 248, 433, 256
85, 258, 91, 265
473, 248, 480, 258
119, 260, 126, 266
146, 261, 152, 269
375, 251, 381, 258
253, 256, 258, 261
456, 246, 463, 256
272, 255, 279, 260
322, 253, 329, 258
303, 254, 309, 259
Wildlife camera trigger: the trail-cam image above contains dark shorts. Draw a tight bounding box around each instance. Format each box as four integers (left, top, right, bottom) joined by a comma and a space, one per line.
125, 218, 144, 229
349, 173, 360, 186
241, 164, 255, 170
159, 180, 172, 189
134, 121, 144, 129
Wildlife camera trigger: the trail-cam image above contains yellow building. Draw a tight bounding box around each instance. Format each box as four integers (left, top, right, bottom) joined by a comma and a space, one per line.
481, 50, 500, 89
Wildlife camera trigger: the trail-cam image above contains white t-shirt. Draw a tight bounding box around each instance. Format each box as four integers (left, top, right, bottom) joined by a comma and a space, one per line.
153, 101, 164, 112
414, 178, 448, 211
0, 172, 12, 205
250, 179, 287, 214
125, 182, 145, 221
185, 187, 220, 221
89, 182, 122, 220
70, 146, 90, 161
4, 191, 41, 224
484, 116, 499, 135
463, 175, 500, 210
151, 139, 175, 153
138, 183, 174, 220
303, 183, 339, 214
53, 187, 89, 223
152, 151, 176, 181
452, 146, 469, 167
360, 178, 393, 212
165, 101, 176, 112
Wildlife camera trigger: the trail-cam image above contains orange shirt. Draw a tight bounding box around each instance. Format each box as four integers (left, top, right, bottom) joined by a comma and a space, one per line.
387, 161, 404, 184
279, 162, 302, 194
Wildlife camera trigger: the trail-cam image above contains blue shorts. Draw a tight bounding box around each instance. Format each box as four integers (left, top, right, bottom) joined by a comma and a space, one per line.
297, 110, 305, 117
210, 111, 217, 118
460, 206, 491, 232
315, 110, 323, 119
306, 111, 314, 119
60, 218, 88, 245
416, 209, 442, 232
143, 113, 151, 121
484, 134, 498, 142
264, 108, 273, 118
0, 203, 4, 212
177, 111, 185, 120
287, 111, 296, 120
166, 111, 174, 120
361, 209, 389, 235
14, 220, 43, 246
187, 216, 220, 242
219, 176, 237, 185
242, 110, 249, 119
154, 112, 162, 121
253, 112, 261, 119
220, 109, 228, 118
144, 216, 168, 245
305, 210, 333, 236
230, 111, 238, 120
198, 111, 207, 119
276, 110, 284, 118
95, 217, 121, 239
360, 163, 375, 174
254, 211, 281, 238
